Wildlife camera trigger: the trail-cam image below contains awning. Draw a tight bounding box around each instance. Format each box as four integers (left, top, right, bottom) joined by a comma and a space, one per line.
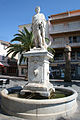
0, 62, 4, 67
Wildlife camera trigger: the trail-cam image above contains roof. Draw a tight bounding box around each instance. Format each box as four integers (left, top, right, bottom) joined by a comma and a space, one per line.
0, 40, 9, 45
48, 9, 80, 19
18, 23, 31, 28
0, 62, 4, 67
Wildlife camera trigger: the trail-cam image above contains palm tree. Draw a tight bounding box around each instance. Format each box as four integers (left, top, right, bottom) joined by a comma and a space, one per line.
6, 27, 34, 64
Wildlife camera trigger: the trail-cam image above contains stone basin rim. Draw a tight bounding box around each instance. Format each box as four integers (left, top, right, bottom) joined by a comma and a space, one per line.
1, 86, 78, 105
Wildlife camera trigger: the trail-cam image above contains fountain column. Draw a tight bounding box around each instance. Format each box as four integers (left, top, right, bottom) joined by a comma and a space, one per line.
22, 48, 55, 97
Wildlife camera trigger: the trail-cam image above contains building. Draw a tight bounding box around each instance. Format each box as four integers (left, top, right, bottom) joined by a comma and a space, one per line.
48, 9, 80, 79
0, 40, 18, 76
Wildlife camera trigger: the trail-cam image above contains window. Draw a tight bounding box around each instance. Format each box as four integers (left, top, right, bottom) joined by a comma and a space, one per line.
53, 24, 64, 31
73, 36, 77, 43
77, 52, 80, 60
54, 53, 63, 60
2, 56, 5, 60
71, 52, 75, 60
68, 21, 80, 29
21, 68, 27, 75
54, 37, 65, 44
77, 36, 80, 43
69, 37, 73, 43
21, 59, 27, 64
69, 36, 80, 43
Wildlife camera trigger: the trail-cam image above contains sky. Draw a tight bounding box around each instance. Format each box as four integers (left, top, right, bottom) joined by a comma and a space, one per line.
0, 0, 80, 42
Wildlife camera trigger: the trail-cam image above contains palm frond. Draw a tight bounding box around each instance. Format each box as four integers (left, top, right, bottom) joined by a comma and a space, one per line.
45, 38, 50, 44
18, 30, 25, 37
6, 43, 14, 49
7, 48, 14, 53
11, 51, 19, 59
6, 49, 15, 57
19, 54, 24, 65
14, 33, 24, 37
47, 47, 55, 54
10, 37, 23, 43
24, 27, 30, 36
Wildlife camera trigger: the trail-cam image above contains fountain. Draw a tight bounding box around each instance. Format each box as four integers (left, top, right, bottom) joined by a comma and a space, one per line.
1, 6, 78, 120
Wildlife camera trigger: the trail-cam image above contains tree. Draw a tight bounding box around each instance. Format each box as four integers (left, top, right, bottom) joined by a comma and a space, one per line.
6, 27, 34, 64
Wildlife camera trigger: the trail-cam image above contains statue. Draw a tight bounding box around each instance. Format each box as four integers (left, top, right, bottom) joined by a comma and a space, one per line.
32, 6, 46, 49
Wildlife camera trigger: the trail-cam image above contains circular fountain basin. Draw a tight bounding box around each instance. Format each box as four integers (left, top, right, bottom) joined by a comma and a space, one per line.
1, 86, 78, 120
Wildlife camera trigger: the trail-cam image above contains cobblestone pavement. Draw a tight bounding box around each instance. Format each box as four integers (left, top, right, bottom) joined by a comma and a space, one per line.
0, 79, 80, 120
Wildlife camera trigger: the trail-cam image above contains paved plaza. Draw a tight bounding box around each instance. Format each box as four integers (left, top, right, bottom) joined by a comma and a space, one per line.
0, 78, 80, 120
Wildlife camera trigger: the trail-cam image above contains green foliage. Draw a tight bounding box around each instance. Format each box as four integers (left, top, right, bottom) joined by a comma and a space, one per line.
47, 47, 55, 54
6, 27, 34, 64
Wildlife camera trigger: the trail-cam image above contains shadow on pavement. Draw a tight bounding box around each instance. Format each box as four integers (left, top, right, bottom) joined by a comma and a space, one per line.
57, 117, 70, 120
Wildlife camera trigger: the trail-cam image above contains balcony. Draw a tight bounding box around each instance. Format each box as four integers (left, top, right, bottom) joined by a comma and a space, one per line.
49, 21, 80, 35
69, 42, 80, 47
51, 43, 66, 48
51, 37, 66, 48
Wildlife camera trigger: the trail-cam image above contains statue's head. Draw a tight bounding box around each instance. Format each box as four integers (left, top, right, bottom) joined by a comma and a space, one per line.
35, 6, 40, 13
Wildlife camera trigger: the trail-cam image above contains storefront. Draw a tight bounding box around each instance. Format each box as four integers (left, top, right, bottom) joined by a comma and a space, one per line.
50, 63, 80, 79
7, 58, 18, 76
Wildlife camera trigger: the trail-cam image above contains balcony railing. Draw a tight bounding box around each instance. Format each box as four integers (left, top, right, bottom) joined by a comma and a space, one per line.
51, 40, 80, 49
49, 21, 80, 34
69, 42, 80, 47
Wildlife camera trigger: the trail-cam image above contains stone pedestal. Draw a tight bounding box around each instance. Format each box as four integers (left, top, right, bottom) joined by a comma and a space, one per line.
22, 48, 55, 97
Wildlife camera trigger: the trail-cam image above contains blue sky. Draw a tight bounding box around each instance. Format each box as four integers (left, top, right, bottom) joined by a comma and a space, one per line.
0, 0, 80, 42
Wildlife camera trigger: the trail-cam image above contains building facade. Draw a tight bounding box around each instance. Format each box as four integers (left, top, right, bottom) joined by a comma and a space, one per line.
48, 10, 80, 79
0, 40, 18, 76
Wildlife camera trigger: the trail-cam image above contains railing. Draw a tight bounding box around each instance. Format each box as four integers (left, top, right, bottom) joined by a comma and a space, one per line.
51, 43, 66, 48
54, 60, 65, 63
51, 41, 80, 49
49, 21, 80, 34
53, 59, 80, 64
69, 42, 80, 47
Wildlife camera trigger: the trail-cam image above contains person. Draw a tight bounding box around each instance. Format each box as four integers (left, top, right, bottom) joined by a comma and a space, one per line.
32, 6, 46, 48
